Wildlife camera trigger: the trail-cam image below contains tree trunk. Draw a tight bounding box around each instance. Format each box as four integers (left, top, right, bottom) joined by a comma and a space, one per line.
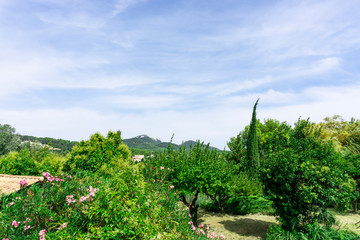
353, 197, 359, 213
181, 191, 200, 225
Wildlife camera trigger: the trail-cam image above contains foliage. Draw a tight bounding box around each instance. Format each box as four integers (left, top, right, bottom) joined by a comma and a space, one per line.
0, 124, 21, 156
129, 147, 151, 156
266, 223, 360, 240
143, 141, 239, 224
202, 195, 274, 215
316, 115, 360, 212
227, 118, 291, 170
317, 115, 360, 151
0, 165, 224, 239
0, 147, 65, 176
63, 130, 131, 174
246, 99, 260, 175
261, 119, 355, 231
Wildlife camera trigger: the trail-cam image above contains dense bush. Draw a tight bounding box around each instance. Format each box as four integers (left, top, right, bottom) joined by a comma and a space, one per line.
266, 223, 360, 240
0, 147, 65, 176
63, 131, 131, 174
0, 165, 224, 239
202, 195, 274, 215
261, 119, 355, 231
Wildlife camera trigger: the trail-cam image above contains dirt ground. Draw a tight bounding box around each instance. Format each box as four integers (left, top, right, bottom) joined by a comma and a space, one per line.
198, 209, 277, 240
0, 174, 43, 195
198, 209, 360, 240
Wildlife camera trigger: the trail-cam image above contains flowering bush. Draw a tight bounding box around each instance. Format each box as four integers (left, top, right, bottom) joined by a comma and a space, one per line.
0, 167, 223, 239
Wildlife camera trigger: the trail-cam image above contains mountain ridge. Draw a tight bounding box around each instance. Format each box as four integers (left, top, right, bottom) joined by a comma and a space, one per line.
18, 134, 219, 154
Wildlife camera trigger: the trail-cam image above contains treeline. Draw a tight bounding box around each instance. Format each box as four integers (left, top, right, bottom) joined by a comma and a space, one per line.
19, 135, 78, 155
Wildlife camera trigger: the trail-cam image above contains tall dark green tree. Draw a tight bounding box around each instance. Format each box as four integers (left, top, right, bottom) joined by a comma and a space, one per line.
246, 99, 260, 175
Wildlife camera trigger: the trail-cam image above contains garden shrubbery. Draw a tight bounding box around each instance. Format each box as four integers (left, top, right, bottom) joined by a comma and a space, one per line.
0, 130, 225, 239
0, 147, 65, 176
266, 223, 360, 240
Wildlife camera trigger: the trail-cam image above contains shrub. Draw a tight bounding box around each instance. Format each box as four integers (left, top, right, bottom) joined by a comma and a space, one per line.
63, 130, 131, 174
266, 223, 360, 240
202, 195, 274, 215
261, 119, 355, 231
0, 166, 224, 239
0, 147, 65, 176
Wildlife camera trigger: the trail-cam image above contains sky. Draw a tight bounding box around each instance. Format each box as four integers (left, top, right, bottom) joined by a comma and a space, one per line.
0, 0, 359, 149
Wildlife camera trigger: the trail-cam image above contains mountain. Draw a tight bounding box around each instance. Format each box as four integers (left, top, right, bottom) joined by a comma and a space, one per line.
124, 135, 220, 152
18, 134, 219, 155
123, 135, 178, 152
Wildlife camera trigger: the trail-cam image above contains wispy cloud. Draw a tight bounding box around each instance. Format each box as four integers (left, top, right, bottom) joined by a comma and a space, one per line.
0, 0, 359, 148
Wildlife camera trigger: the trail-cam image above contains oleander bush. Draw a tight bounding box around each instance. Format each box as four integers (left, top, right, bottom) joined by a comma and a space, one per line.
0, 165, 224, 239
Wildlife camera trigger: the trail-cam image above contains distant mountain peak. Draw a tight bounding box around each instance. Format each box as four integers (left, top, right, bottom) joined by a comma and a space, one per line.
133, 134, 161, 143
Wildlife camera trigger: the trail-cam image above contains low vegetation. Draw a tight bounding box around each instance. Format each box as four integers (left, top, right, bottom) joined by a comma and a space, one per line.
0, 100, 359, 239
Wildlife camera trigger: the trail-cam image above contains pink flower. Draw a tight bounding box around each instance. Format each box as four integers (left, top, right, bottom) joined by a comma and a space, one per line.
188, 221, 193, 225
192, 226, 196, 231
42, 172, 50, 178
47, 216, 53, 222
12, 220, 19, 228
39, 229, 47, 240
198, 224, 204, 228
79, 196, 87, 202
55, 176, 61, 182
66, 195, 76, 205
86, 186, 98, 197
160, 166, 164, 170
8, 202, 14, 206
24, 225, 31, 230
220, 235, 226, 239
67, 175, 72, 179
24, 217, 31, 223
58, 222, 67, 230
19, 179, 27, 187
3, 238, 9, 240
170, 185, 174, 189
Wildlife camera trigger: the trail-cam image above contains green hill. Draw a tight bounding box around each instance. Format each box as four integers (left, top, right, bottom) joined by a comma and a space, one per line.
18, 134, 219, 155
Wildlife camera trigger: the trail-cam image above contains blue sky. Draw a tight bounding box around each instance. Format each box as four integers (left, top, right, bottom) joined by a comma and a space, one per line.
0, 0, 359, 148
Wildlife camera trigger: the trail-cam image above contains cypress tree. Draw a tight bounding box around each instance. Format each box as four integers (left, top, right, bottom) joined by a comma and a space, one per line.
246, 99, 260, 176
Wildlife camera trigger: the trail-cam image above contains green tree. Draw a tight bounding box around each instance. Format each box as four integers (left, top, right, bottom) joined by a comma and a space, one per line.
316, 115, 360, 212
228, 118, 292, 169
143, 141, 239, 224
261, 119, 354, 231
246, 99, 260, 175
0, 124, 21, 156
63, 130, 131, 174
